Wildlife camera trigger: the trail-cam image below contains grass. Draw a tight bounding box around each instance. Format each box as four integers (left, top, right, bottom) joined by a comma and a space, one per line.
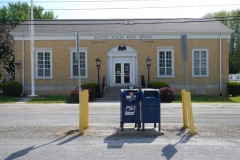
0, 95, 21, 103
65, 129, 79, 135
1, 94, 240, 103
174, 95, 240, 103
28, 96, 72, 103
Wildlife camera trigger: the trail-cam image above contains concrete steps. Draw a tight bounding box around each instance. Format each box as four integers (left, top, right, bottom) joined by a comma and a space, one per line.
102, 87, 122, 100
102, 86, 141, 100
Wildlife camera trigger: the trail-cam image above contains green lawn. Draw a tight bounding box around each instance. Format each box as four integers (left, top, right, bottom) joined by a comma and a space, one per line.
1, 94, 240, 103
174, 95, 240, 103
0, 95, 21, 103
28, 96, 72, 103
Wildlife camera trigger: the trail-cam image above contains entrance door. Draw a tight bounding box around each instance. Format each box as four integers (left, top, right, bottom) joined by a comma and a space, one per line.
108, 45, 137, 86
114, 62, 131, 84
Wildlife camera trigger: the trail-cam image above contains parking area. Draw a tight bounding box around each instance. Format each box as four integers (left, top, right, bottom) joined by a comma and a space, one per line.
1, 102, 240, 159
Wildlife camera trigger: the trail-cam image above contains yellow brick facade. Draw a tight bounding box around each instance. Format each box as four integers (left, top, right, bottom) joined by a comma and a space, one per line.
14, 38, 229, 96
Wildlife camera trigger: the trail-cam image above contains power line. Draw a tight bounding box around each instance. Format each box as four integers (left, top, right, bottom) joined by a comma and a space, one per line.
0, 0, 167, 3
1, 1, 240, 10
42, 4, 240, 11
1, 17, 240, 26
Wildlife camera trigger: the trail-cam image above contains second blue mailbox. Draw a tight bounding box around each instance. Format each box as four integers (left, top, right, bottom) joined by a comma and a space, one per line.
141, 89, 161, 132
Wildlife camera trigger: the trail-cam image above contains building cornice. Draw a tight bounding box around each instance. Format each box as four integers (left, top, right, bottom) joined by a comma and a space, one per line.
13, 33, 231, 41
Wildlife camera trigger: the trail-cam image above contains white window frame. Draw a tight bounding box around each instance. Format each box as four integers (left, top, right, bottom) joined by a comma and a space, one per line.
70, 48, 88, 79
35, 49, 52, 79
157, 47, 175, 78
192, 48, 209, 77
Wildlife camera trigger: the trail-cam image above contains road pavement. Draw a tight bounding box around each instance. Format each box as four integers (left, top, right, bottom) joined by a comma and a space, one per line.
0, 102, 240, 160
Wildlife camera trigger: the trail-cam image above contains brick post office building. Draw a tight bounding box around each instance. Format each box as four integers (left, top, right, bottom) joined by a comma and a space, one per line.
11, 19, 232, 96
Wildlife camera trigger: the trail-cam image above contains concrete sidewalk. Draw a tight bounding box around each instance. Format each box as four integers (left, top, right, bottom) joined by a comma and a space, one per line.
16, 97, 34, 104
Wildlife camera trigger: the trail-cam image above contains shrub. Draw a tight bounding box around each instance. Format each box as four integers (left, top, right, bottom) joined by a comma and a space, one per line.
160, 87, 174, 102
227, 82, 240, 96
151, 81, 170, 89
70, 83, 98, 103
81, 83, 97, 99
95, 84, 101, 98
70, 87, 80, 103
82, 83, 97, 88
141, 75, 146, 88
2, 81, 23, 97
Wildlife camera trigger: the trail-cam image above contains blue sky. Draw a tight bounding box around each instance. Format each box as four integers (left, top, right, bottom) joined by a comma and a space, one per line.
1, 0, 240, 19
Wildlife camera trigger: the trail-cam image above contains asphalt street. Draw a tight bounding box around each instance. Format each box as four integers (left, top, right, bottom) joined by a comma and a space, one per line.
0, 102, 240, 160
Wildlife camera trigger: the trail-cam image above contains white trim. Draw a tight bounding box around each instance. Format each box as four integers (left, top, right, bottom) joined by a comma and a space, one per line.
156, 46, 175, 50
157, 47, 175, 78
35, 49, 53, 79
192, 48, 209, 77
13, 34, 231, 41
69, 47, 88, 51
108, 46, 137, 86
35, 48, 53, 51
219, 32, 222, 95
70, 48, 88, 79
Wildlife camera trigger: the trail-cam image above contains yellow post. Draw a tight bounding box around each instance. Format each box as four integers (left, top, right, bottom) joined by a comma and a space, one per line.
84, 90, 89, 129
185, 92, 195, 135
181, 89, 188, 128
79, 91, 85, 135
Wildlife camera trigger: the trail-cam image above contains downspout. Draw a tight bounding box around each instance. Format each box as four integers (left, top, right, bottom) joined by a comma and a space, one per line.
21, 34, 25, 96
219, 32, 222, 96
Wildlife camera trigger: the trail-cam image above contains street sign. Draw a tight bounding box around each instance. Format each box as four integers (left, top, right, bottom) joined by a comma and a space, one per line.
180, 34, 188, 61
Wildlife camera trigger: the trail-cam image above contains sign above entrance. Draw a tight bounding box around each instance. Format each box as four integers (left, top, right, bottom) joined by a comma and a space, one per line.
94, 35, 153, 40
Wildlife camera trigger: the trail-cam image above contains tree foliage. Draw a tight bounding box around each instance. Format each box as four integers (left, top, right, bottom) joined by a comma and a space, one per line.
0, 23, 14, 80
0, 2, 57, 80
205, 10, 240, 73
0, 2, 57, 26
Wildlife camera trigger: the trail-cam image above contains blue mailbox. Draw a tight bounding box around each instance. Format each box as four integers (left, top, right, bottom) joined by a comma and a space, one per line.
141, 89, 161, 132
120, 89, 140, 131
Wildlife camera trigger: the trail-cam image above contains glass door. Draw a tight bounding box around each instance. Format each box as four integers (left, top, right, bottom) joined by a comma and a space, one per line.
114, 62, 131, 84
124, 63, 130, 83
115, 63, 121, 84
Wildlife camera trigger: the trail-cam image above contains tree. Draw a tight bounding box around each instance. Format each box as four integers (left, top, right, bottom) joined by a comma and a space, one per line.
205, 10, 240, 74
0, 23, 14, 81
0, 2, 57, 80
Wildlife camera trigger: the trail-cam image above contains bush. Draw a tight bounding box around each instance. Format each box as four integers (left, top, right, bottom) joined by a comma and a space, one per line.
70, 83, 98, 103
160, 87, 174, 102
151, 81, 170, 89
2, 81, 23, 97
227, 82, 240, 96
141, 75, 146, 88
70, 87, 80, 103
81, 83, 97, 99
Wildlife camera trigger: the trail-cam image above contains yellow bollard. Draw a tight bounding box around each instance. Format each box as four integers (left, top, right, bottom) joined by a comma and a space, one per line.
181, 89, 188, 128
185, 92, 195, 135
84, 90, 89, 129
79, 90, 85, 135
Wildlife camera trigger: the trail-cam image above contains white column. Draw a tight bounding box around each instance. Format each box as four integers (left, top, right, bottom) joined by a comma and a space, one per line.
29, 0, 37, 96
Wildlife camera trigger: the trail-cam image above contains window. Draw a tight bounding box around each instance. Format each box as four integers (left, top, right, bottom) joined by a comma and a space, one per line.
71, 49, 87, 78
192, 49, 208, 77
157, 48, 174, 77
36, 50, 52, 78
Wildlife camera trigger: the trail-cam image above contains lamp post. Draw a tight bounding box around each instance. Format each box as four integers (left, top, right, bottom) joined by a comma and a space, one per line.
95, 57, 101, 98
95, 57, 101, 86
146, 56, 151, 88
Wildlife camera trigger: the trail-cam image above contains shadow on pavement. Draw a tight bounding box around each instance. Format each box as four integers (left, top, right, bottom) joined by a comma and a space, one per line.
161, 127, 194, 160
4, 132, 80, 160
104, 127, 162, 149
4, 146, 35, 160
